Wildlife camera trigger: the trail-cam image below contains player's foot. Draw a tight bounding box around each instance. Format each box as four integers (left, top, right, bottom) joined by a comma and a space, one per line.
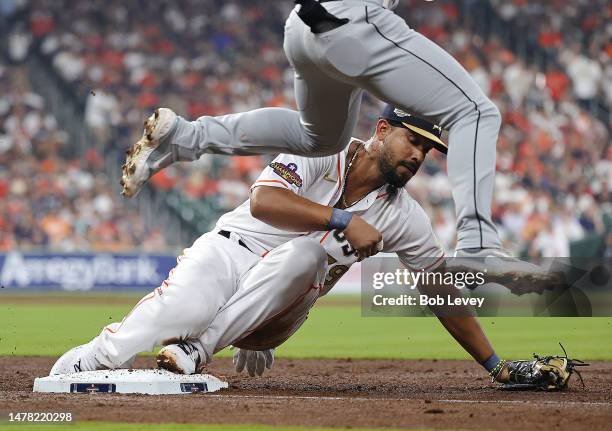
120, 107, 178, 198
50, 340, 103, 375
452, 248, 561, 295
156, 341, 202, 375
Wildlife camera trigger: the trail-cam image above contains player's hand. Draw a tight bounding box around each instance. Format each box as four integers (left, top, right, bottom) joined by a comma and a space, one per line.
233, 348, 275, 377
344, 215, 383, 260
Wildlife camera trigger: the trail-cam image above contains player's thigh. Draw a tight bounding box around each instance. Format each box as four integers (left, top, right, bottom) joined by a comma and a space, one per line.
202, 237, 327, 353
356, 7, 490, 129
285, 9, 363, 154
294, 70, 363, 154
160, 233, 258, 326
230, 238, 327, 350
218, 236, 327, 316
249, 237, 327, 291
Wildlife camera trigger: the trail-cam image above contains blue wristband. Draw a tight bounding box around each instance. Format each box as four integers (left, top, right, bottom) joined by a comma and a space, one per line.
328, 208, 353, 231
481, 353, 502, 373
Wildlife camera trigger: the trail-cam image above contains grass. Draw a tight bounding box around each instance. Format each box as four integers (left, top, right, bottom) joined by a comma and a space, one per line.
0, 294, 610, 360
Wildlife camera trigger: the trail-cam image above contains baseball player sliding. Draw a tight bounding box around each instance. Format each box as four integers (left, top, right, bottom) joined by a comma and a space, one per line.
54, 107, 581, 390
119, 0, 541, 274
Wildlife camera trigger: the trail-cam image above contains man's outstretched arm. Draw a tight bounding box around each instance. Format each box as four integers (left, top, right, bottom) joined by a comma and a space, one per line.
416, 263, 509, 382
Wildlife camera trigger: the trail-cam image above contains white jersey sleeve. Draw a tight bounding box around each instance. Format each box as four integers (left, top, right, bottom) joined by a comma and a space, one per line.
251, 153, 331, 196
394, 199, 445, 272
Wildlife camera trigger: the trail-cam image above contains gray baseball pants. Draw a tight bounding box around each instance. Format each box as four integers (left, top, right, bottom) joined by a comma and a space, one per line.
169, 0, 501, 250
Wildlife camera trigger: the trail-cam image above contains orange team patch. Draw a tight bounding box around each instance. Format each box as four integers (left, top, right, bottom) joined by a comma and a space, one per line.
269, 162, 303, 187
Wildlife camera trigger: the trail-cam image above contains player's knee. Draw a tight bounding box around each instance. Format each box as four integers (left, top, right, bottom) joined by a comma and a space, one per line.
281, 237, 327, 283
304, 140, 343, 157
292, 237, 327, 268
480, 99, 502, 129
301, 130, 348, 157
311, 143, 342, 157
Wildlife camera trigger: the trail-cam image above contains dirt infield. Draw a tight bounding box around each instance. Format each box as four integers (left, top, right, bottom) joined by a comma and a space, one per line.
1, 357, 611, 430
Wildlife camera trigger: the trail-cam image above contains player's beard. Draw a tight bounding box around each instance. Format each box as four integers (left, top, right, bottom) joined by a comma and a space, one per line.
377, 145, 410, 189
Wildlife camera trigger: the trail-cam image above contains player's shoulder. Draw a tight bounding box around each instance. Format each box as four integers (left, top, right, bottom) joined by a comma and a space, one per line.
267, 152, 332, 182
277, 140, 353, 173
273, 149, 339, 168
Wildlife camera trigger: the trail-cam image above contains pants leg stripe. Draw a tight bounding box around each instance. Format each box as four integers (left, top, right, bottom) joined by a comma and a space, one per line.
364, 5, 484, 247
472, 110, 483, 248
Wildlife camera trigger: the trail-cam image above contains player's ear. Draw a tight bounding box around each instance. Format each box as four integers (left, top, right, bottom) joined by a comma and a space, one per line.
375, 119, 392, 142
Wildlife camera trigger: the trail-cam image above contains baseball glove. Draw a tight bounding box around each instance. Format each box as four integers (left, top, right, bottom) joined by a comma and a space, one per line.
499, 344, 588, 391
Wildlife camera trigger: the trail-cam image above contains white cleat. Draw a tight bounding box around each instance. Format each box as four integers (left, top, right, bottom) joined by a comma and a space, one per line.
49, 340, 103, 375
120, 107, 178, 198
452, 248, 562, 295
50, 339, 135, 376
156, 341, 202, 375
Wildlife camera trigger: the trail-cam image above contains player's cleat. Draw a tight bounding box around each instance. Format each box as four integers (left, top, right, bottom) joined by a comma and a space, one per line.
120, 107, 178, 198
452, 248, 562, 295
50, 340, 104, 375
49, 339, 135, 375
156, 341, 202, 375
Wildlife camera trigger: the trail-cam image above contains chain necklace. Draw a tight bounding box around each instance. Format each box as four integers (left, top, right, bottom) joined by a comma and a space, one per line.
339, 143, 363, 208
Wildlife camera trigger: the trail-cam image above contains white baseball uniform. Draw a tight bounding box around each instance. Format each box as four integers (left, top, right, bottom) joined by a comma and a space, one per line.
90, 143, 444, 368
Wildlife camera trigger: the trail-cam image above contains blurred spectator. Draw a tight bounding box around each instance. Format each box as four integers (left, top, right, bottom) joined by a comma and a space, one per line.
565, 47, 603, 108
0, 66, 170, 251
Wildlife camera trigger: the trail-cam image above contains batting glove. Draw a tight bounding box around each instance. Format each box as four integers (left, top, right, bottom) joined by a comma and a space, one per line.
233, 348, 275, 377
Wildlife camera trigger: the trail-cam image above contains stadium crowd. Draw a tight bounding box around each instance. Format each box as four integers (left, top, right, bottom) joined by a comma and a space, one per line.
1, 0, 610, 256
0, 65, 169, 251
491, 0, 611, 109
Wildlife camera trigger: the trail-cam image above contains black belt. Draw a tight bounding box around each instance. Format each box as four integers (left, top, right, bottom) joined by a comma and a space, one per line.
295, 0, 348, 34
218, 230, 251, 252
